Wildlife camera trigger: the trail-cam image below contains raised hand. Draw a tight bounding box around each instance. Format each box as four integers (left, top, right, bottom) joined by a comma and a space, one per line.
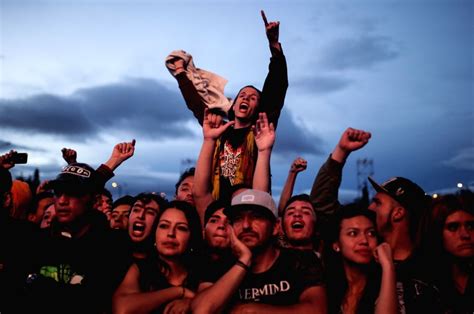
61, 148, 77, 164
374, 242, 394, 269
290, 157, 307, 174
104, 139, 136, 171
338, 127, 371, 153
172, 58, 186, 75
261, 10, 279, 45
112, 140, 135, 162
0, 150, 16, 169
253, 112, 275, 152
332, 127, 371, 163
203, 108, 234, 141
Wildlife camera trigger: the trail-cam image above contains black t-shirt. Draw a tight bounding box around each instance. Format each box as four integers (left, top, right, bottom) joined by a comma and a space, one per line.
394, 254, 443, 314
204, 248, 324, 306
0, 216, 38, 312
436, 264, 473, 314
200, 250, 236, 283
19, 211, 125, 313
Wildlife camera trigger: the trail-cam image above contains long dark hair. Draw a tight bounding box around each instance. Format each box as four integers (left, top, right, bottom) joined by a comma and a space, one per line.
154, 201, 203, 271
419, 192, 474, 276
323, 204, 381, 314
138, 201, 203, 291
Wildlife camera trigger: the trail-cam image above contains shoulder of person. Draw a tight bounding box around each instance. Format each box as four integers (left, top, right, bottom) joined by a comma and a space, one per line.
280, 248, 323, 269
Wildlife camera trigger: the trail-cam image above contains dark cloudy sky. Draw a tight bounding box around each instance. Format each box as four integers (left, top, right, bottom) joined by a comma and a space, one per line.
1, 0, 472, 201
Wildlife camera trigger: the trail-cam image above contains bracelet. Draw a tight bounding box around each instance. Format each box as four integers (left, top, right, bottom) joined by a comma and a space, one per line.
235, 259, 250, 272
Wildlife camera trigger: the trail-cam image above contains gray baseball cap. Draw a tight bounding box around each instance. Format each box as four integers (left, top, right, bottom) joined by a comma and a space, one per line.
225, 189, 278, 221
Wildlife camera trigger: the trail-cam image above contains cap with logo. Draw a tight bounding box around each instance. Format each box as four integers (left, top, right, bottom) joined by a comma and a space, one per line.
225, 189, 278, 221
368, 176, 426, 212
49, 163, 100, 194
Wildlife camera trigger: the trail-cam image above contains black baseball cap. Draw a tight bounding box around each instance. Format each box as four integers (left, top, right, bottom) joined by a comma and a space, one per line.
368, 176, 426, 211
49, 163, 101, 195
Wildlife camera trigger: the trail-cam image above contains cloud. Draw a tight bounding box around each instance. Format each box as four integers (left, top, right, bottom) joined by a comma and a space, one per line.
73, 78, 195, 138
320, 34, 399, 70
0, 95, 97, 139
442, 147, 474, 171
273, 109, 324, 156
292, 75, 352, 94
105, 174, 177, 199
0, 78, 197, 140
0, 140, 47, 152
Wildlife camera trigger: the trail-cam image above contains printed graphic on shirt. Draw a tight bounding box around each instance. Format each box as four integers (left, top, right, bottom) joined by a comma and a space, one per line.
239, 280, 291, 302
220, 142, 242, 185
396, 281, 406, 314
39, 264, 84, 285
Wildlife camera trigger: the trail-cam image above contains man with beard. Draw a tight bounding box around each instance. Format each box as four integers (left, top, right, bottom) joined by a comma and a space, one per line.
368, 176, 442, 313
192, 189, 327, 313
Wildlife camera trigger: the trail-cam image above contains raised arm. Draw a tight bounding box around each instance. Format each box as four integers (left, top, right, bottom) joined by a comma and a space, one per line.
331, 128, 371, 163
252, 112, 275, 193
169, 57, 208, 125
191, 225, 252, 314
103, 139, 136, 172
259, 10, 288, 128
92, 139, 136, 187
194, 108, 234, 223
310, 128, 371, 218
261, 10, 281, 53
61, 148, 77, 165
278, 157, 307, 215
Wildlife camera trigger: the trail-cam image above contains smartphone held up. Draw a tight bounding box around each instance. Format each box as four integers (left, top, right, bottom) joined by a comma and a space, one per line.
12, 152, 28, 164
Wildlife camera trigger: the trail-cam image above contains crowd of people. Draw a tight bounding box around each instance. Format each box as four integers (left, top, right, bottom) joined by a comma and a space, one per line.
0, 10, 472, 314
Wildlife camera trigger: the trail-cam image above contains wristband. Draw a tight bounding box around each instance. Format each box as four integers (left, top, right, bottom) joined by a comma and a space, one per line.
235, 259, 250, 272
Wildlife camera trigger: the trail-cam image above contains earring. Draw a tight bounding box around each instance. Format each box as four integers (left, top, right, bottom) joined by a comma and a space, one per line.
335, 247, 340, 252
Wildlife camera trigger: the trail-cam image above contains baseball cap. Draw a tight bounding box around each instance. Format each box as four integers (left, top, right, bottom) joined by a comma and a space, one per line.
368, 176, 426, 211
49, 163, 100, 195
225, 189, 277, 221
